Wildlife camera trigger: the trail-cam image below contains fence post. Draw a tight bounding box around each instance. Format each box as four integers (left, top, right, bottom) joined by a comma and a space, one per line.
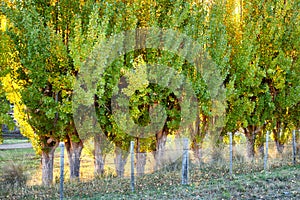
59, 142, 64, 200
182, 138, 189, 185
292, 130, 296, 165
229, 132, 233, 177
264, 131, 269, 171
130, 141, 135, 192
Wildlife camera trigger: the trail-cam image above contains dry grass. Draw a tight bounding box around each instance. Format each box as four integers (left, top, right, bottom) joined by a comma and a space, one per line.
0, 138, 299, 199
0, 163, 299, 199
0, 161, 28, 187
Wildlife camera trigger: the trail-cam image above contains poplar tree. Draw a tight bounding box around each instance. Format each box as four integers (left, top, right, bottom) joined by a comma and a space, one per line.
1, 0, 90, 184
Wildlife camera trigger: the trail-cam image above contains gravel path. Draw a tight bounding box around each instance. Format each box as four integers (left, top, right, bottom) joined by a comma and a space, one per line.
0, 143, 32, 150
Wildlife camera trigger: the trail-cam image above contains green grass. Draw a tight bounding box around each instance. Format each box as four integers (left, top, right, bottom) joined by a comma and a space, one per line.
0, 148, 39, 178
2, 138, 29, 144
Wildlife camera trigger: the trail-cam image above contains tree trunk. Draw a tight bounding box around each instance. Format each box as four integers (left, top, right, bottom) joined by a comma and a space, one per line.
273, 127, 285, 154
154, 128, 168, 170
65, 134, 83, 182
244, 127, 256, 159
191, 112, 207, 165
192, 138, 203, 165
136, 153, 146, 175
246, 136, 255, 159
94, 134, 106, 176
135, 138, 147, 176
41, 141, 58, 185
258, 143, 264, 158
114, 147, 129, 177
275, 140, 284, 154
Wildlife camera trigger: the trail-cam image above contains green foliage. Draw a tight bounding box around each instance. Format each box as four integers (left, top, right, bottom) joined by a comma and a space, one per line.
224, 0, 299, 145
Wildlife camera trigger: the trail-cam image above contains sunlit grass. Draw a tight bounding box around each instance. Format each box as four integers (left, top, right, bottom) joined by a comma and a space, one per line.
0, 138, 299, 199
2, 138, 29, 144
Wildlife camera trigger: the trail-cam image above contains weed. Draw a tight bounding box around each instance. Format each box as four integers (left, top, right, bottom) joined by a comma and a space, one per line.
0, 161, 28, 187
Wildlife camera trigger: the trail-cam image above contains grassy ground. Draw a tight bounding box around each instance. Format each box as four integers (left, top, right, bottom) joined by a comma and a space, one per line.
0, 163, 299, 199
1, 138, 29, 144
0, 137, 299, 199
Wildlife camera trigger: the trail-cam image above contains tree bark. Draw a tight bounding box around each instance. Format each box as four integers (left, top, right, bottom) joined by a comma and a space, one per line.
275, 140, 285, 154
273, 127, 285, 154
41, 141, 58, 186
192, 141, 203, 165
154, 128, 168, 170
94, 134, 106, 176
258, 143, 264, 158
114, 146, 129, 177
191, 113, 207, 165
244, 126, 256, 159
135, 138, 147, 176
136, 152, 146, 175
65, 133, 83, 182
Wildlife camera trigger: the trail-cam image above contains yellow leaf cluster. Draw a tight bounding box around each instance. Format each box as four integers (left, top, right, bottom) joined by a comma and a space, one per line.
0, 15, 7, 32
0, 39, 41, 153
122, 55, 149, 96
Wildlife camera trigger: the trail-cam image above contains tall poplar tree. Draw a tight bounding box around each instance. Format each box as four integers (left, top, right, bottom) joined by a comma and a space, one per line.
1, 0, 91, 184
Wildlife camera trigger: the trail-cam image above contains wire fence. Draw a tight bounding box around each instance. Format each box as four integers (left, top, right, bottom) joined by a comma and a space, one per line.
0, 130, 299, 189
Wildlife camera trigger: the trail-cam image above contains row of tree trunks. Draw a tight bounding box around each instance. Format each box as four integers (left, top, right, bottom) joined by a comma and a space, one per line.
41, 127, 84, 185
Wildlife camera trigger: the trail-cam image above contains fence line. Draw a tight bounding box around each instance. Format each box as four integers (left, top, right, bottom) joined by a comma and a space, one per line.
1, 130, 299, 187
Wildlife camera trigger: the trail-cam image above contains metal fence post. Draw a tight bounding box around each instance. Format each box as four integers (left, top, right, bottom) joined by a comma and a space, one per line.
264, 131, 269, 171
292, 130, 296, 165
130, 141, 135, 192
60, 142, 64, 200
182, 138, 189, 185
229, 132, 233, 177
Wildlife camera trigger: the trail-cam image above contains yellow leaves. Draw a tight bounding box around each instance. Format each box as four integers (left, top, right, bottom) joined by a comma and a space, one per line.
0, 15, 7, 32
1, 67, 40, 153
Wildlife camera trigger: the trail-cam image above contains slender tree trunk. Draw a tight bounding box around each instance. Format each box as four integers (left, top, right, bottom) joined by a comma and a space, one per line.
65, 133, 83, 182
258, 143, 264, 158
273, 128, 285, 153
41, 141, 58, 185
192, 141, 203, 165
114, 146, 129, 177
257, 131, 265, 158
94, 134, 106, 176
275, 140, 284, 154
135, 138, 147, 176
